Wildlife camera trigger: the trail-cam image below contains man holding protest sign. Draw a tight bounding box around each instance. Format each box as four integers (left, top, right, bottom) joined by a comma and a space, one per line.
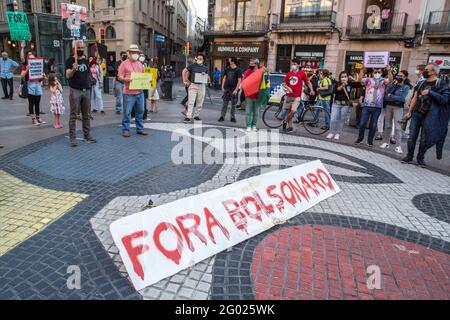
118, 44, 149, 138
66, 40, 96, 147
0, 51, 19, 100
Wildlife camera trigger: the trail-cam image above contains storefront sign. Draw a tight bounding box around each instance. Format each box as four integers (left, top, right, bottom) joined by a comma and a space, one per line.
155, 34, 166, 42
429, 55, 450, 70
364, 51, 390, 68
61, 3, 87, 40
294, 45, 326, 71
110, 161, 341, 290
6, 12, 31, 41
213, 43, 265, 57
28, 58, 44, 81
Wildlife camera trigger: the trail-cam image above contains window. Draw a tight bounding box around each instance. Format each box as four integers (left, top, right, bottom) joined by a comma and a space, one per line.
284, 0, 332, 18
42, 0, 52, 13
108, 0, 116, 8
87, 28, 96, 41
235, 0, 252, 31
88, 0, 95, 11
105, 26, 116, 39
22, 0, 32, 13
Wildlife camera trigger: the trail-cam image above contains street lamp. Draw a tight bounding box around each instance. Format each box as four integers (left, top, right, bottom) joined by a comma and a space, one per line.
165, 0, 175, 66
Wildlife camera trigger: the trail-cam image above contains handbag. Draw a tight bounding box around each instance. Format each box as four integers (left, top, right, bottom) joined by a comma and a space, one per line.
19, 79, 28, 99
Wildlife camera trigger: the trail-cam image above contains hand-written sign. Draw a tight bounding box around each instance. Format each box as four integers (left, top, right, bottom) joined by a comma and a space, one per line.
28, 58, 44, 81
6, 12, 31, 41
61, 3, 87, 40
144, 67, 159, 89
364, 51, 390, 69
129, 72, 153, 90
110, 161, 341, 290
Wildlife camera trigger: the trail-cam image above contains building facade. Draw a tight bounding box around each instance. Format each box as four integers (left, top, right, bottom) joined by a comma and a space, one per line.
206, 0, 450, 77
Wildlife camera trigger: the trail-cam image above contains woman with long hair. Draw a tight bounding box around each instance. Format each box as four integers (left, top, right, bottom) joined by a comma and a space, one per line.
21, 52, 45, 126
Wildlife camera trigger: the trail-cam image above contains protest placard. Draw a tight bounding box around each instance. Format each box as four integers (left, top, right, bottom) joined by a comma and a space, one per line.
129, 73, 153, 90
110, 160, 341, 290
144, 67, 159, 89
6, 12, 31, 41
28, 58, 44, 81
364, 51, 390, 69
61, 3, 87, 40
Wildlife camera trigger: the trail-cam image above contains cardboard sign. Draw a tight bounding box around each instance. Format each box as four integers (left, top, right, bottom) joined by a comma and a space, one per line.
28, 58, 44, 81
144, 67, 159, 89
429, 55, 450, 70
6, 12, 31, 41
364, 51, 390, 69
194, 73, 208, 84
129, 72, 153, 90
110, 161, 341, 290
61, 3, 87, 40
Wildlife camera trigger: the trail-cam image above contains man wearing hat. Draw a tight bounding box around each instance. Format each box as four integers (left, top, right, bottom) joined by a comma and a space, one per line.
118, 44, 148, 137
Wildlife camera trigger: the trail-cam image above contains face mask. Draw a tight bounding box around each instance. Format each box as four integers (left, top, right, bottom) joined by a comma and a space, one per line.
373, 73, 381, 79
197, 60, 204, 65
131, 54, 139, 61
139, 57, 145, 63
415, 70, 420, 75
291, 65, 298, 72
423, 70, 430, 79
396, 77, 404, 83
341, 77, 348, 82
122, 55, 127, 61
77, 50, 84, 57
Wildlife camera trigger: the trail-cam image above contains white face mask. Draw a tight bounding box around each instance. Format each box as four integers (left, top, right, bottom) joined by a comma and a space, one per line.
139, 56, 145, 63
374, 73, 382, 79
415, 70, 420, 75
131, 54, 139, 61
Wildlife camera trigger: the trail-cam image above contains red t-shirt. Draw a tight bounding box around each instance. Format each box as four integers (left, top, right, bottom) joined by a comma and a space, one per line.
243, 69, 259, 99
284, 70, 309, 98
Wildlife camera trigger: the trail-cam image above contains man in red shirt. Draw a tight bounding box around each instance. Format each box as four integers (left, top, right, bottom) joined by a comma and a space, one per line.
282, 58, 315, 133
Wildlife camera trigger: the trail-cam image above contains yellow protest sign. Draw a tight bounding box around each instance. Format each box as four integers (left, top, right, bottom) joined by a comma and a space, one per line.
144, 67, 158, 89
355, 63, 363, 70
129, 72, 152, 90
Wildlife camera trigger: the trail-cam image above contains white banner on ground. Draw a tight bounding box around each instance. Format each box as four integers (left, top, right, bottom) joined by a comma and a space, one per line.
110, 161, 341, 290
364, 51, 390, 69
28, 58, 44, 81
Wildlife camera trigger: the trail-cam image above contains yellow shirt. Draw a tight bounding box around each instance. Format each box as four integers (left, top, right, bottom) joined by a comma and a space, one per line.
100, 63, 107, 77
318, 77, 332, 101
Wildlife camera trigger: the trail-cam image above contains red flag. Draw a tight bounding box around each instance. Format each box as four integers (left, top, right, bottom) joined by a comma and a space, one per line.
241, 67, 264, 98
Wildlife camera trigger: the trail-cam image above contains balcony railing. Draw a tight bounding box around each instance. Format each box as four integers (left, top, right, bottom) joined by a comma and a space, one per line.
274, 10, 336, 30
427, 10, 450, 34
346, 12, 409, 39
205, 16, 268, 35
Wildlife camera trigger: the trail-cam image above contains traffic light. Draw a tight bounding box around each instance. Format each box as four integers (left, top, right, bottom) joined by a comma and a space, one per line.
100, 28, 105, 44
184, 42, 192, 56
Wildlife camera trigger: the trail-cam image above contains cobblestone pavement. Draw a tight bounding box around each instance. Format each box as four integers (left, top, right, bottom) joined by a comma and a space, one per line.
0, 119, 449, 300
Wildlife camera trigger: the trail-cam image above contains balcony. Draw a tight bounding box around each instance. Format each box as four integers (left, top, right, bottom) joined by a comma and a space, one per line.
205, 16, 269, 37
426, 11, 450, 39
346, 12, 412, 40
274, 10, 336, 32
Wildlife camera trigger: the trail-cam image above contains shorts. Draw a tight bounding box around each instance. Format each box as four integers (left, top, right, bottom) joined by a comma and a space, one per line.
27, 81, 43, 96
283, 97, 301, 112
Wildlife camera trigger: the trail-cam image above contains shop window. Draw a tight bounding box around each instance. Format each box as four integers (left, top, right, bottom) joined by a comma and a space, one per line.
41, 0, 52, 14
22, 0, 32, 13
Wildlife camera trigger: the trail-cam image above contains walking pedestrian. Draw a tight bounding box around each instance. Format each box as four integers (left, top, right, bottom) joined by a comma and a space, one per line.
184, 53, 209, 123
48, 73, 65, 129
355, 65, 394, 147
218, 57, 242, 123
402, 63, 450, 167
181, 57, 194, 116
379, 70, 412, 154
89, 56, 105, 114
328, 71, 361, 140
118, 44, 148, 138
281, 58, 315, 133
21, 53, 45, 126
0, 51, 19, 100
66, 40, 97, 147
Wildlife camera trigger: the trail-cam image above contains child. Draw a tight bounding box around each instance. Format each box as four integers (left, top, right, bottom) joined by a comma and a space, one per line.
48, 73, 65, 129
149, 86, 160, 113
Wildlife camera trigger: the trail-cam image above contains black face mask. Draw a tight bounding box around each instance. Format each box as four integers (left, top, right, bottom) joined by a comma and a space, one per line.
396, 77, 404, 83
122, 55, 127, 61
76, 50, 84, 57
423, 71, 430, 79
249, 66, 255, 71
2, 57, 7, 61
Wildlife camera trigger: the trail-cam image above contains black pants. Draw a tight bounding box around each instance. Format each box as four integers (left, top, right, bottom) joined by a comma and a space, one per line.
28, 94, 41, 118
407, 111, 427, 161
1, 78, 13, 98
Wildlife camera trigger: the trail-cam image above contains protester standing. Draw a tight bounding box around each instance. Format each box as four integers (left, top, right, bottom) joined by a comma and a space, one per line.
22, 53, 45, 126
316, 69, 333, 131
118, 44, 148, 138
184, 53, 209, 123
66, 41, 97, 147
213, 67, 221, 90
181, 57, 194, 116
219, 57, 242, 123
89, 56, 105, 114
0, 51, 19, 100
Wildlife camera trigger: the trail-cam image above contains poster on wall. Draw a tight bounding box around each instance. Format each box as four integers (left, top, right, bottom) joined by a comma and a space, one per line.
61, 3, 87, 40
428, 55, 450, 70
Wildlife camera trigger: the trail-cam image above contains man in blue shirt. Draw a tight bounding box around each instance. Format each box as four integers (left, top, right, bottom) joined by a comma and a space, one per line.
0, 51, 19, 100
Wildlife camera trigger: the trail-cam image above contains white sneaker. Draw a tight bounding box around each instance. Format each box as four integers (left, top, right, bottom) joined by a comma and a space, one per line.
380, 143, 390, 149
246, 127, 252, 132
326, 133, 334, 139
252, 127, 258, 132
334, 134, 340, 140
395, 146, 403, 154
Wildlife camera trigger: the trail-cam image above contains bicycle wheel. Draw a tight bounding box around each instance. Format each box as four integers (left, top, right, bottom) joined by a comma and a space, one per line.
302, 106, 330, 135
262, 104, 284, 129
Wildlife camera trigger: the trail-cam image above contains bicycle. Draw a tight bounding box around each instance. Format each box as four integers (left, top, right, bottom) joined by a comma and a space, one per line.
262, 98, 331, 135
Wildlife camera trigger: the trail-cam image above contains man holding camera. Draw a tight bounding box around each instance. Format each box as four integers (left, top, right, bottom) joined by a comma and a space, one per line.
402, 63, 450, 167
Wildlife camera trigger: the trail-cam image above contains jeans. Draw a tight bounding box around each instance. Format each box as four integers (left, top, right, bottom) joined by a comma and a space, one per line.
114, 81, 124, 113
69, 88, 92, 141
330, 103, 349, 135
382, 105, 403, 143
1, 78, 13, 98
407, 111, 427, 161
358, 107, 382, 144
187, 83, 206, 119
221, 89, 237, 119
27, 81, 43, 96
318, 99, 331, 128
246, 98, 261, 128
91, 81, 104, 112
122, 93, 145, 133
